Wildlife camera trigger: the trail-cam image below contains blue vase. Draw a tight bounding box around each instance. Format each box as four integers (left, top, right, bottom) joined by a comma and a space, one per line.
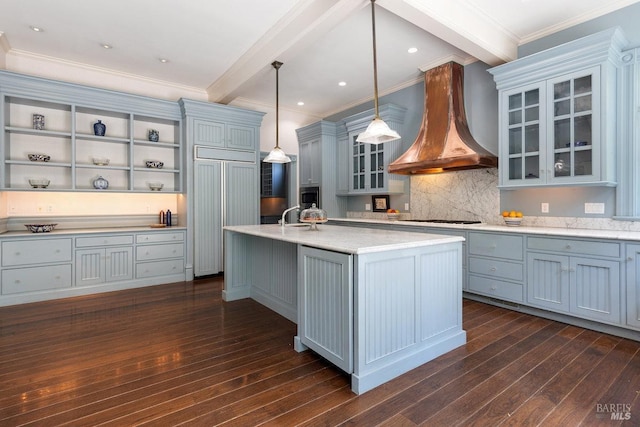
93, 175, 109, 190
93, 120, 106, 136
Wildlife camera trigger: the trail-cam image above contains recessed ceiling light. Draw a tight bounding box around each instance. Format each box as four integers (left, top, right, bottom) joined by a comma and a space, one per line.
408, 47, 418, 54
338, 81, 347, 87
29, 26, 43, 32
101, 43, 113, 49
297, 101, 304, 106
159, 58, 169, 63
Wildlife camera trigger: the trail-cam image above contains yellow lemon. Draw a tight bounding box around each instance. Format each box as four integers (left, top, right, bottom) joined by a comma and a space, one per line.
516, 211, 523, 218
509, 211, 517, 217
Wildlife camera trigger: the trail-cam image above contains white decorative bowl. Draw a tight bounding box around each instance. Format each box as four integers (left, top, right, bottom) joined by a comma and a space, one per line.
25, 223, 57, 233
28, 153, 50, 162
29, 179, 50, 188
387, 213, 400, 221
503, 217, 523, 227
93, 157, 110, 166
148, 182, 164, 191
145, 160, 164, 169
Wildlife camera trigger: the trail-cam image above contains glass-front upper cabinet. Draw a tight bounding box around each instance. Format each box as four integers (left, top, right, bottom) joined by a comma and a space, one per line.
490, 28, 625, 189
549, 70, 598, 182
504, 83, 544, 185
351, 135, 385, 192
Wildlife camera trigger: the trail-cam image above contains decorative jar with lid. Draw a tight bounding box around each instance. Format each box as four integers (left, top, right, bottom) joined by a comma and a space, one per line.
92, 175, 109, 190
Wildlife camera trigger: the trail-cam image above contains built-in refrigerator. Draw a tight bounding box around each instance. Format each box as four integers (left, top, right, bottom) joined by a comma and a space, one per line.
194, 146, 259, 277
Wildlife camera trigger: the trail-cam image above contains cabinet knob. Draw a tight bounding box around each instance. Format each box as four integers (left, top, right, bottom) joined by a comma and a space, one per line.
489, 267, 497, 272
15, 252, 20, 256
565, 244, 571, 250
628, 256, 634, 262
14, 279, 20, 284
55, 249, 60, 253
490, 286, 497, 291
490, 244, 497, 250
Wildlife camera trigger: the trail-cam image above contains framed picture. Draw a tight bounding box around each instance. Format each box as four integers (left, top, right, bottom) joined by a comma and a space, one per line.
372, 195, 390, 212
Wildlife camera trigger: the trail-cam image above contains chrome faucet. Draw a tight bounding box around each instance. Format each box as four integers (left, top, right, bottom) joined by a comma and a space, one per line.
281, 205, 300, 226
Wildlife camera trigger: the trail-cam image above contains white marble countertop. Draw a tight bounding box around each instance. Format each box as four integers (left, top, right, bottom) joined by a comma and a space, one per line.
329, 218, 640, 241
224, 224, 464, 254
0, 226, 186, 238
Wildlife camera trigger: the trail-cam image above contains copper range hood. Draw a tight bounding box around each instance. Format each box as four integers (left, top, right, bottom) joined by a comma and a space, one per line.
388, 61, 497, 175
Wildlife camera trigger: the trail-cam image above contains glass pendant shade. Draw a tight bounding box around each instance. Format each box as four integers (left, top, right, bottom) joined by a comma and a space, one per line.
264, 61, 291, 164
264, 146, 291, 163
356, 118, 400, 143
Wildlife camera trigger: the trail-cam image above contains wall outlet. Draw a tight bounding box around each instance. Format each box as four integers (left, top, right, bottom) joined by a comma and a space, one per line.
541, 202, 549, 213
584, 202, 605, 214
365, 203, 371, 211
404, 203, 409, 211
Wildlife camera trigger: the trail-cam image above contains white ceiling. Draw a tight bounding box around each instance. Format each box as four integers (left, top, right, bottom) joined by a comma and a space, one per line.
0, 0, 638, 117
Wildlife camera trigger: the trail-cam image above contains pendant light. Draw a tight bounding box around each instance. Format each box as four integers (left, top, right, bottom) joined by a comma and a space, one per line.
356, 0, 401, 144
264, 61, 291, 163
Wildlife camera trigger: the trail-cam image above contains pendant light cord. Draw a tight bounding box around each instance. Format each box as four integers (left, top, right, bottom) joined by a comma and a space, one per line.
370, 0, 380, 119
272, 61, 283, 149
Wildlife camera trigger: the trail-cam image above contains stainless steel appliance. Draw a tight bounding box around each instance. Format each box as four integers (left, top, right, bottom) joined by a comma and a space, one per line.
300, 186, 320, 209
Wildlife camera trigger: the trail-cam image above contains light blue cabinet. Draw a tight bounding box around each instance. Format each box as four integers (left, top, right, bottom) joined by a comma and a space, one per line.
490, 28, 628, 189
192, 118, 256, 151
296, 121, 346, 217
181, 99, 264, 278
625, 244, 640, 329
338, 104, 407, 195
526, 236, 621, 324
0, 71, 183, 192
298, 245, 353, 373
467, 231, 524, 303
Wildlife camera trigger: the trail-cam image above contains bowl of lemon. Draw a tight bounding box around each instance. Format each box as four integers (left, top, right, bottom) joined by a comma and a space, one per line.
502, 210, 523, 226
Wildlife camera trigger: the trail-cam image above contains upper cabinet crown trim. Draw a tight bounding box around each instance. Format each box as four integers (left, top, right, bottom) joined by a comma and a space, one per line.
489, 27, 628, 90
178, 98, 265, 125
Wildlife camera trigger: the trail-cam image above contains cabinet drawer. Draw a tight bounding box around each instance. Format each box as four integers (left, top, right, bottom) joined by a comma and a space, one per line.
136, 243, 184, 261
136, 259, 184, 279
2, 239, 72, 266
76, 235, 134, 247
136, 232, 184, 244
468, 257, 523, 282
468, 275, 524, 302
2, 264, 72, 295
527, 237, 620, 258
468, 232, 523, 261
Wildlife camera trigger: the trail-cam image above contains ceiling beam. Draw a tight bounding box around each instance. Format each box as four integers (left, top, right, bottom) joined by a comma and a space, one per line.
377, 0, 518, 66
207, 0, 367, 104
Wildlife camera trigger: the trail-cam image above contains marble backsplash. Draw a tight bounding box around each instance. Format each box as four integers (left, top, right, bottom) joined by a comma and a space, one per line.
346, 167, 640, 232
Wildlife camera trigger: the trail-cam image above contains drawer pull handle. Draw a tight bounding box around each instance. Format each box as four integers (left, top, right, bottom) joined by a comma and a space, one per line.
489, 267, 497, 272
628, 257, 634, 262
565, 245, 571, 250
490, 286, 497, 291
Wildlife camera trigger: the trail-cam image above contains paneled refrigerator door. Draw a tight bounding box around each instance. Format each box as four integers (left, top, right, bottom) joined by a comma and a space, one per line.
194, 159, 259, 277
194, 160, 223, 276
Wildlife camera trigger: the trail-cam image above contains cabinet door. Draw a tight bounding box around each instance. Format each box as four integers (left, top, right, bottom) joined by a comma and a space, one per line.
569, 256, 619, 323
75, 248, 106, 286
527, 252, 570, 312
194, 161, 223, 276
626, 244, 640, 329
298, 246, 353, 373
193, 119, 225, 147
105, 246, 134, 282
547, 68, 600, 184
299, 139, 320, 186
226, 124, 256, 151
500, 83, 545, 186
225, 161, 259, 226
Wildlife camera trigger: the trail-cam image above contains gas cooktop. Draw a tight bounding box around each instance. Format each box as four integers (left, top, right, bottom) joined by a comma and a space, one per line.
400, 219, 481, 224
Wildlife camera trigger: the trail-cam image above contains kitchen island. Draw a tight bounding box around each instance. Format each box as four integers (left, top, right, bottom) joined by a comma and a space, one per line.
223, 224, 466, 394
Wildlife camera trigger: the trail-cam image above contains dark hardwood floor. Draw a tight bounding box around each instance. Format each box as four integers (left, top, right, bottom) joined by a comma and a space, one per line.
0, 277, 638, 426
